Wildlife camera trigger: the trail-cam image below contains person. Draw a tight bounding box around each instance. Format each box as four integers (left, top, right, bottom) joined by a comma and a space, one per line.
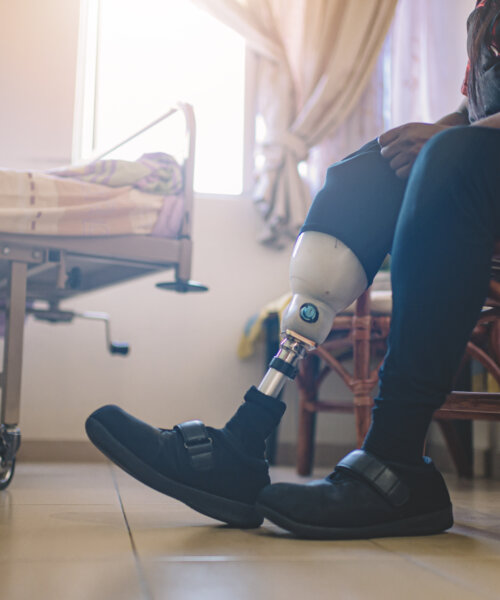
85, 0, 500, 539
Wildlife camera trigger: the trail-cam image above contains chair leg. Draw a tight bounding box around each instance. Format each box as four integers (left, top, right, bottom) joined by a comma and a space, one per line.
296, 353, 319, 476
353, 289, 373, 448
297, 406, 316, 476
435, 419, 473, 478
353, 403, 372, 448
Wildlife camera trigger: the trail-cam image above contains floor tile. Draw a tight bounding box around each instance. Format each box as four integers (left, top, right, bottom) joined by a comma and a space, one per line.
373, 527, 500, 559
123, 504, 388, 561
0, 504, 132, 561
453, 505, 500, 532
0, 559, 145, 600
404, 556, 500, 600
0, 463, 119, 506
141, 558, 485, 600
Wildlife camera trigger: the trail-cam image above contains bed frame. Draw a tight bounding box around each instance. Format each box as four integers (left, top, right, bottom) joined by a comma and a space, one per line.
0, 103, 207, 489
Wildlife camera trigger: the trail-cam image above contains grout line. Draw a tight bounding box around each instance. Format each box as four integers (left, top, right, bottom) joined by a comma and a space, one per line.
110, 465, 155, 600
397, 553, 494, 600
370, 536, 495, 600
452, 522, 500, 542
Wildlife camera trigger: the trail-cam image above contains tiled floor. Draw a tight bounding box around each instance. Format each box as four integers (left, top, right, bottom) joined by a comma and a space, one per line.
1, 464, 500, 600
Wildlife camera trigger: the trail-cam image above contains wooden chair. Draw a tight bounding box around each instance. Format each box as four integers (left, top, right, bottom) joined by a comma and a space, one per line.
296, 247, 500, 477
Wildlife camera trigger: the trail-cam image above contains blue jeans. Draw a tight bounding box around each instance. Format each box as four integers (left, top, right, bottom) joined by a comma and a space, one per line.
301, 126, 500, 462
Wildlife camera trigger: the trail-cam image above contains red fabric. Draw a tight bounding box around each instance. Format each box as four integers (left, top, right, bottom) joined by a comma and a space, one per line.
462, 63, 471, 96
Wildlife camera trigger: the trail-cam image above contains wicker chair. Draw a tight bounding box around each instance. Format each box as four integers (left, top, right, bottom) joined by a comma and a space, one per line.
296, 247, 500, 477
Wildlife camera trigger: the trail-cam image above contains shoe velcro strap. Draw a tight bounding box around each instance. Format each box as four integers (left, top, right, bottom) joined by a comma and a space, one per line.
336, 450, 409, 507
174, 420, 214, 472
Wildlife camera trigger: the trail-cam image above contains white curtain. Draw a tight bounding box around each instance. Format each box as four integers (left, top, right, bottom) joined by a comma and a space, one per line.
308, 49, 388, 194
388, 0, 471, 126
194, 0, 398, 247
308, 0, 474, 195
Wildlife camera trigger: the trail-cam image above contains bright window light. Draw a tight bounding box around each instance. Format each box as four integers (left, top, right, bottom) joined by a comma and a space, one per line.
80, 0, 246, 195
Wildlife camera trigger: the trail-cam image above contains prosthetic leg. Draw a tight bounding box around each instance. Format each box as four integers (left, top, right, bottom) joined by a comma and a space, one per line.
258, 231, 367, 398
85, 229, 368, 529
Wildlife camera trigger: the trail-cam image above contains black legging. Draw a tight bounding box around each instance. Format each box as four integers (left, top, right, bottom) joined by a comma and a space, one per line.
301, 126, 500, 463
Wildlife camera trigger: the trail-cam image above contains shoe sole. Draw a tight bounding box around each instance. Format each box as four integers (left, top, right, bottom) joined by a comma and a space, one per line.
87, 417, 263, 528
256, 502, 453, 540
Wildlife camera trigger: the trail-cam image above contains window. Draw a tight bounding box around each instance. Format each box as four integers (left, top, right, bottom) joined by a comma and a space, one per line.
74, 0, 253, 195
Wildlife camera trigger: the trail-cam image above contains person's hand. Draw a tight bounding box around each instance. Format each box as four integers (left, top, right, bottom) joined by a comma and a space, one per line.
378, 122, 447, 179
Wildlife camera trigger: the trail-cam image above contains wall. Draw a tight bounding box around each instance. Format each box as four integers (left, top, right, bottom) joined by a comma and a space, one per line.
0, 0, 80, 168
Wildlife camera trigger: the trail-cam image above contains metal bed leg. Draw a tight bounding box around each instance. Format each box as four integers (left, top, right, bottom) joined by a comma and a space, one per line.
156, 240, 208, 293
0, 261, 26, 489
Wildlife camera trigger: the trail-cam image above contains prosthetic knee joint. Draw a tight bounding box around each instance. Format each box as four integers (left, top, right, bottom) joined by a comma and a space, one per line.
258, 231, 367, 397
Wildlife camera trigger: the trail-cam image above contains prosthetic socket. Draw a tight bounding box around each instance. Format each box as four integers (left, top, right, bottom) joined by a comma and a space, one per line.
258, 231, 367, 398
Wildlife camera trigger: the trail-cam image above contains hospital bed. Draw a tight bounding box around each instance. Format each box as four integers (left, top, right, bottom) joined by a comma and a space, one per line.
0, 103, 207, 489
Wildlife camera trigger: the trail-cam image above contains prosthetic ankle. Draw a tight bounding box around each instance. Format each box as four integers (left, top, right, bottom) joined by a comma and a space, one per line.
258, 231, 368, 398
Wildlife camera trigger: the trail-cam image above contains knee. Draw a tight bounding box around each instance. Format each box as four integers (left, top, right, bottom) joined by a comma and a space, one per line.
398, 127, 500, 241
404, 126, 496, 218
413, 126, 490, 182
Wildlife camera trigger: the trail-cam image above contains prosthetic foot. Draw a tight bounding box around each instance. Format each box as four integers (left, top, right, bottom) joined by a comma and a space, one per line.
86, 232, 368, 527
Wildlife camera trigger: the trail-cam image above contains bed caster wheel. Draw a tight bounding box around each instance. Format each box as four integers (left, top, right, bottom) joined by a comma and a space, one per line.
0, 426, 21, 491
0, 458, 16, 491
156, 280, 209, 293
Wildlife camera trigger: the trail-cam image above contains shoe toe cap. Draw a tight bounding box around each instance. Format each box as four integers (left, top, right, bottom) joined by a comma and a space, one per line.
86, 404, 128, 439
258, 482, 313, 517
85, 405, 161, 459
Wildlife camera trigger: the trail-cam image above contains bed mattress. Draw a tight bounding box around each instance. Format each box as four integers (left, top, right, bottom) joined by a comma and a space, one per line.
0, 153, 184, 238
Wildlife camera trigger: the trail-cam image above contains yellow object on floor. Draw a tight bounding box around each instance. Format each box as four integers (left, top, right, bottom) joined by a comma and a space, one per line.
238, 293, 291, 359
488, 372, 500, 393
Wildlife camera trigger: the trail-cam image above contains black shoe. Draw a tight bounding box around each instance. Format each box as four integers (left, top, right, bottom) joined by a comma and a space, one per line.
256, 450, 453, 539
85, 405, 269, 528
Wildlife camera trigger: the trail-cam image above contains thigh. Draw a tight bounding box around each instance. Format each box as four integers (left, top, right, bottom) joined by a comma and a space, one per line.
397, 126, 500, 244
301, 139, 407, 284
382, 127, 500, 402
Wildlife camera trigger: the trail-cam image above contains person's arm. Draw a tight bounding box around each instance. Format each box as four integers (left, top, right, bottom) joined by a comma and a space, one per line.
471, 111, 500, 128
378, 101, 471, 179
435, 99, 470, 126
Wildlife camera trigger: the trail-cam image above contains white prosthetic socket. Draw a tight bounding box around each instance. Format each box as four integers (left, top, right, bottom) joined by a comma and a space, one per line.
258, 231, 368, 397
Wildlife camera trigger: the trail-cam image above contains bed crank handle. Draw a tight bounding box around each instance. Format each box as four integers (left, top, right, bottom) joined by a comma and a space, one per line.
31, 307, 130, 356
76, 311, 130, 356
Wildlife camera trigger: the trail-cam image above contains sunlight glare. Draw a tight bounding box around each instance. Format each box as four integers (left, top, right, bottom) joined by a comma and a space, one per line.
94, 0, 245, 194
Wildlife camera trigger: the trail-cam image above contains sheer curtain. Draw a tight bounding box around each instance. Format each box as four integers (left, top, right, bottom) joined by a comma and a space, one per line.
307, 50, 388, 195
309, 0, 473, 195
194, 0, 398, 247
388, 0, 472, 126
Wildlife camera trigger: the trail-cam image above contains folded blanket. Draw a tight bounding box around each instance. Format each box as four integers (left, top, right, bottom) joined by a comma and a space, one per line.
52, 152, 183, 196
